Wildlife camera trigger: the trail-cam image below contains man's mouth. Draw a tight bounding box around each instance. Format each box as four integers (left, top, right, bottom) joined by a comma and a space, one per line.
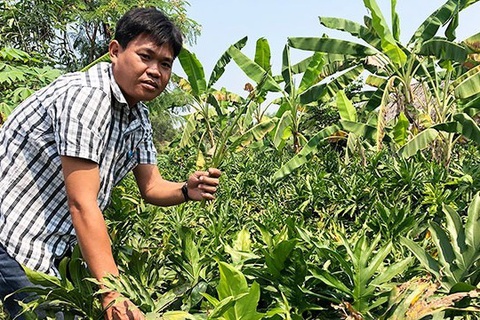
142, 80, 159, 89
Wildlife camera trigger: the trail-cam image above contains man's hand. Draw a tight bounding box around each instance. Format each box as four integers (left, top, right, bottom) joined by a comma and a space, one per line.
102, 291, 144, 320
186, 168, 221, 201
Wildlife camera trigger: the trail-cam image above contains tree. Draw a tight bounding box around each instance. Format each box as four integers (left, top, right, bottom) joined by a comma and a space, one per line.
0, 0, 201, 71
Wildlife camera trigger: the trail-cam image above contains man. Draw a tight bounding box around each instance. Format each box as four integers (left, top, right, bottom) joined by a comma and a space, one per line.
0, 7, 220, 320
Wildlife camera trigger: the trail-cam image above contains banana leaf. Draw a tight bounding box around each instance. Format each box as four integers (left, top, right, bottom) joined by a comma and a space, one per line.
363, 0, 407, 67
298, 52, 325, 92
454, 67, 480, 99
208, 36, 247, 88
336, 90, 357, 122
254, 37, 272, 73
273, 124, 340, 181
178, 47, 207, 97
418, 38, 467, 62
319, 17, 380, 48
397, 128, 439, 158
227, 46, 281, 92
409, 0, 480, 46
282, 44, 293, 95
288, 37, 376, 56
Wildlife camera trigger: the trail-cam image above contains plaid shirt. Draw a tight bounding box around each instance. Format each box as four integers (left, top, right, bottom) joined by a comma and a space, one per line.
0, 62, 157, 275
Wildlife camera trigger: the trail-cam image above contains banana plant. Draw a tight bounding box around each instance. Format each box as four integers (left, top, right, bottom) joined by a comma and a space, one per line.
228, 36, 363, 154
287, 0, 480, 164
177, 38, 275, 169
400, 191, 480, 292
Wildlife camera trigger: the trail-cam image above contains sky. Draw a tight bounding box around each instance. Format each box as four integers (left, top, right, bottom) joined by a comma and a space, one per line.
174, 0, 479, 97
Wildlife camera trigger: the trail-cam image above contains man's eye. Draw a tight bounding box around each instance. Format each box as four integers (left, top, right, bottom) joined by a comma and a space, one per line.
139, 54, 150, 60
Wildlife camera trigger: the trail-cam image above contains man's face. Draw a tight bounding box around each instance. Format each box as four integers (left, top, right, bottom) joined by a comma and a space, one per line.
109, 33, 174, 106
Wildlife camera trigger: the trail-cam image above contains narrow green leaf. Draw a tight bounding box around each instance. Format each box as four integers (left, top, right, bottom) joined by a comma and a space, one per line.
364, 242, 392, 282
371, 257, 413, 287
310, 269, 352, 296
23, 266, 62, 287
442, 204, 468, 271
400, 237, 441, 277
465, 192, 480, 250
429, 221, 456, 272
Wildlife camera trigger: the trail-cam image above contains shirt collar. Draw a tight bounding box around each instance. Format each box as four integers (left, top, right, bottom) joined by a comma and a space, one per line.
106, 63, 130, 107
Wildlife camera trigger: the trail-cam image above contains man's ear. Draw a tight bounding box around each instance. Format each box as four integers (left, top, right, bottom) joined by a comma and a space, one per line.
109, 40, 121, 62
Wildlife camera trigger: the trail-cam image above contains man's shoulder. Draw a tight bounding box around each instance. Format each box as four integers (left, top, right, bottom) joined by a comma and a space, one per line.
52, 62, 111, 92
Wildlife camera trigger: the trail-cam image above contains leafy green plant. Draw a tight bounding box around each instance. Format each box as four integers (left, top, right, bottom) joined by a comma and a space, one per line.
202, 261, 263, 320
0, 47, 61, 120
277, 0, 480, 177
401, 191, 480, 291
228, 36, 362, 154
177, 39, 275, 169
311, 232, 413, 318
9, 246, 103, 319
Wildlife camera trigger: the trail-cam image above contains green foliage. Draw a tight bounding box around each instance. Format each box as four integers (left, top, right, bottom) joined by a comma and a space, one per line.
9, 142, 480, 319
0, 0, 200, 71
401, 192, 480, 291
2, 1, 480, 320
202, 262, 263, 320
274, 0, 480, 178
9, 247, 103, 319
0, 47, 61, 120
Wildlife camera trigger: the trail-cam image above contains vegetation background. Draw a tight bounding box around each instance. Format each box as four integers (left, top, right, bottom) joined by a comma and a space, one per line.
1, 0, 480, 319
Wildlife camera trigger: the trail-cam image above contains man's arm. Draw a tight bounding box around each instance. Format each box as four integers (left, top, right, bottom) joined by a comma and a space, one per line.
133, 164, 220, 206
60, 156, 143, 320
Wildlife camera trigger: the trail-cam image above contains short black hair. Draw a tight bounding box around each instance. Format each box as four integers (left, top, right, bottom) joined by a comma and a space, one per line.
114, 7, 183, 57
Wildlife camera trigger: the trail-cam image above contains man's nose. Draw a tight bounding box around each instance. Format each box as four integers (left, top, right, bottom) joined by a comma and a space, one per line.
147, 64, 161, 78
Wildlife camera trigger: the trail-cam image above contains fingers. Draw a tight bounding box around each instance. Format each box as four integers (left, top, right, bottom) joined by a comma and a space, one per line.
108, 300, 144, 320
187, 168, 221, 201
208, 167, 222, 178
